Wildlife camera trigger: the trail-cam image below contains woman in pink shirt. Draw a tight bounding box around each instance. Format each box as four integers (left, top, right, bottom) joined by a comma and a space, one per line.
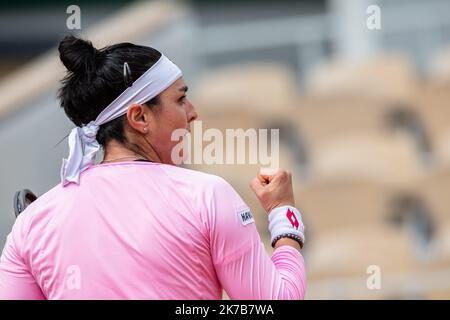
0, 35, 306, 299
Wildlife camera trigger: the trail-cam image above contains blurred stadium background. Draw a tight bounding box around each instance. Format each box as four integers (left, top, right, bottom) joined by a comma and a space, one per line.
1, 0, 450, 299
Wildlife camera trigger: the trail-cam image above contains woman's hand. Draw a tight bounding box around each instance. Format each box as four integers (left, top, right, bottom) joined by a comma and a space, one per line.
250, 168, 295, 213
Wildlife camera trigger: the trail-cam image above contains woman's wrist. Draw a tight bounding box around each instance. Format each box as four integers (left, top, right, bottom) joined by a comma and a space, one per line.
268, 205, 305, 249
274, 237, 301, 250
267, 202, 296, 214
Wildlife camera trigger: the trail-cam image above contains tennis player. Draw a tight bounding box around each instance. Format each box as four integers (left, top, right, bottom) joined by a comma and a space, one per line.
0, 36, 306, 299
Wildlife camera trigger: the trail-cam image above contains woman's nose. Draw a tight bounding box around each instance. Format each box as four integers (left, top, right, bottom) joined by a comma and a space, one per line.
187, 99, 198, 122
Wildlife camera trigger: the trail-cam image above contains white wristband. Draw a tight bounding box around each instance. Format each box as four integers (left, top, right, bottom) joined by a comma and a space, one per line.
268, 206, 305, 247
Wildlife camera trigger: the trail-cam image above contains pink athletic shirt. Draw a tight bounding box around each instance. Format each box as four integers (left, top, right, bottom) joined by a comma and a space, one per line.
0, 161, 306, 299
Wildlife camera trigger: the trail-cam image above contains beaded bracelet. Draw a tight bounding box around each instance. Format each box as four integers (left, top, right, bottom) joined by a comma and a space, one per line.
271, 233, 304, 249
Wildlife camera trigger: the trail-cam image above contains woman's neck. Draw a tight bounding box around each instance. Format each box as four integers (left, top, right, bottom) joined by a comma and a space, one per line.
102, 139, 161, 163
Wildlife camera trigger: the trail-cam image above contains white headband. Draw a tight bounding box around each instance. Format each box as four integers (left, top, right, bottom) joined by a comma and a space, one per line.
60, 54, 182, 186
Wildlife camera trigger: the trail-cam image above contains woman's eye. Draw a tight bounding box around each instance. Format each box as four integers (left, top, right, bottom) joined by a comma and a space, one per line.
179, 96, 186, 104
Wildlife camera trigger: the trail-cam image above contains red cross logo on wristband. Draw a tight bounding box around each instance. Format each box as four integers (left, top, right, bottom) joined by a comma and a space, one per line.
286, 208, 299, 230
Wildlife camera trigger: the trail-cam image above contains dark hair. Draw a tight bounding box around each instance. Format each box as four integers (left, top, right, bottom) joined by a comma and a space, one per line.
57, 35, 162, 147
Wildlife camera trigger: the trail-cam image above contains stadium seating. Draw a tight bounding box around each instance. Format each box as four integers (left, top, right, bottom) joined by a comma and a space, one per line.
189, 54, 450, 298
296, 177, 395, 233
305, 54, 419, 103
306, 225, 415, 279
410, 85, 450, 166
309, 132, 425, 186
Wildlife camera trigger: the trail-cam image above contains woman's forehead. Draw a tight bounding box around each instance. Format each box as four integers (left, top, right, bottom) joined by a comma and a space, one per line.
163, 77, 187, 95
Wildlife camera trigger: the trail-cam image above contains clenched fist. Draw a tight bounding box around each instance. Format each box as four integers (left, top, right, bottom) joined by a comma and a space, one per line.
250, 168, 296, 213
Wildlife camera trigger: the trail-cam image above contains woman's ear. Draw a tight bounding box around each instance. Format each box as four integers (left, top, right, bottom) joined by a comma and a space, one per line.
126, 103, 151, 134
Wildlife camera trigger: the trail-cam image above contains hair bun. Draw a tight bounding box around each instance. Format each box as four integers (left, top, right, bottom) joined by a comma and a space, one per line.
58, 35, 99, 74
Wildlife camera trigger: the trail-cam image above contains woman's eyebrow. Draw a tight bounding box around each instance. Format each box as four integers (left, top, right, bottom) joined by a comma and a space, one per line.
179, 86, 188, 93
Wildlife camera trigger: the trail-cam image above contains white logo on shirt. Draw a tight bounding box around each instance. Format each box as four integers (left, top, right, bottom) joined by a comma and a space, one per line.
237, 207, 254, 226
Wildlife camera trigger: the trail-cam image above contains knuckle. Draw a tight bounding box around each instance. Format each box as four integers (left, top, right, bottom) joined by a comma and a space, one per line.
280, 170, 288, 178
